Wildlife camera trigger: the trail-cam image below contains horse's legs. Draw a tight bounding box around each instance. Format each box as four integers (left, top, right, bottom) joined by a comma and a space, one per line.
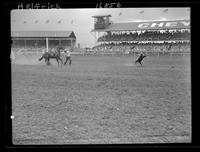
45, 59, 48, 65
47, 58, 50, 65
45, 58, 48, 65
69, 59, 71, 65
58, 56, 63, 65
56, 58, 59, 66
64, 57, 68, 65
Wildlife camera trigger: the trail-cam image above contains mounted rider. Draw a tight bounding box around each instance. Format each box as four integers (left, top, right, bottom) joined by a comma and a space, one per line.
38, 45, 63, 65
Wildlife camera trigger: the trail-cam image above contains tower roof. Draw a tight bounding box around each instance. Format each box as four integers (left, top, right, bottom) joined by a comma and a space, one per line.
92, 14, 112, 18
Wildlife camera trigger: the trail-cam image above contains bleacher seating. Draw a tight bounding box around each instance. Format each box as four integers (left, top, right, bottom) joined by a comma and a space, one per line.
98, 30, 190, 42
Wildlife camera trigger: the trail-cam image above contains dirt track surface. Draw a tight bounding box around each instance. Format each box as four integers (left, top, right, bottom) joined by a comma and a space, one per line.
12, 54, 191, 144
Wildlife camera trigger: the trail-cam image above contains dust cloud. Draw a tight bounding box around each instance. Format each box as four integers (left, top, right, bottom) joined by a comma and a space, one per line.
12, 54, 45, 65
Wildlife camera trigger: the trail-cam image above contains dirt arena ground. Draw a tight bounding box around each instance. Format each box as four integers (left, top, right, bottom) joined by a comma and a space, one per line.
11, 53, 191, 144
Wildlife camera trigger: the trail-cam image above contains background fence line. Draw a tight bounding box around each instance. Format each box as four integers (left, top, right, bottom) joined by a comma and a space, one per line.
11, 47, 190, 57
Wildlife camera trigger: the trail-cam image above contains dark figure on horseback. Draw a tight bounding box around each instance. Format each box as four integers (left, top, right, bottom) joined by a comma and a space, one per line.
135, 53, 147, 66
64, 49, 72, 65
38, 46, 63, 66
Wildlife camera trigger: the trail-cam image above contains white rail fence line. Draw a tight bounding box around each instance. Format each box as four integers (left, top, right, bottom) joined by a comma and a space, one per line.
11, 48, 190, 57
71, 51, 191, 56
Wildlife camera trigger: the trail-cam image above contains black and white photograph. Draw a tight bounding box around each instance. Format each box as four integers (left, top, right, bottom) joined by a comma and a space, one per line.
10, 7, 191, 145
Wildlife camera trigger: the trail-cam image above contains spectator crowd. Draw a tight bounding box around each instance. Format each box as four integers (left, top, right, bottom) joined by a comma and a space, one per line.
98, 30, 190, 42
92, 42, 190, 53
91, 29, 190, 54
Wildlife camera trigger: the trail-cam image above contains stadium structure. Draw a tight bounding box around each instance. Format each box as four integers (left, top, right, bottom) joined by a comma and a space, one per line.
91, 15, 190, 54
11, 19, 76, 53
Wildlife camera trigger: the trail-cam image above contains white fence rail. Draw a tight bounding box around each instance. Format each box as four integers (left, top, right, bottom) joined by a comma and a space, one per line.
11, 48, 190, 57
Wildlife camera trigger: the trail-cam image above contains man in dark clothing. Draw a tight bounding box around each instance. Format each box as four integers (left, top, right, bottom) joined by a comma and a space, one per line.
135, 53, 147, 66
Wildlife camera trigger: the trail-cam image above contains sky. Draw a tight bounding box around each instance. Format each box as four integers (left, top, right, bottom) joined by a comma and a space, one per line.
11, 8, 190, 48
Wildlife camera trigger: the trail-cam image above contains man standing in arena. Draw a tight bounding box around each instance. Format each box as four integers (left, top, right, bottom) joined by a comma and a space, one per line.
64, 48, 72, 65
135, 53, 147, 66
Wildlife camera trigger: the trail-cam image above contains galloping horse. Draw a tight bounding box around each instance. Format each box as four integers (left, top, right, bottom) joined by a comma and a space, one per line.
135, 53, 147, 66
38, 46, 63, 66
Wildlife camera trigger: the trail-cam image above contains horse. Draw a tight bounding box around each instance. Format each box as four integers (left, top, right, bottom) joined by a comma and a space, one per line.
135, 53, 147, 66
38, 47, 63, 66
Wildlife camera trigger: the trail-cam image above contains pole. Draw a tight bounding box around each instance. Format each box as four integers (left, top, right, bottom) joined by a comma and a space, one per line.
46, 37, 49, 52
71, 38, 72, 49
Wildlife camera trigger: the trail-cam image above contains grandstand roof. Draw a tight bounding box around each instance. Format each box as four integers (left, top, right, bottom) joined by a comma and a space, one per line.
92, 14, 112, 18
11, 31, 76, 38
91, 20, 190, 32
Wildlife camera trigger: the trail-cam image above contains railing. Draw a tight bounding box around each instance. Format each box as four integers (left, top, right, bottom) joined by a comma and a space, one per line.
11, 48, 190, 57
70, 51, 191, 57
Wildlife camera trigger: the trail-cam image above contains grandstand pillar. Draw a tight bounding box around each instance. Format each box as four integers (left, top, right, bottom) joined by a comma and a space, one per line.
97, 32, 99, 50
46, 37, 49, 52
24, 39, 26, 48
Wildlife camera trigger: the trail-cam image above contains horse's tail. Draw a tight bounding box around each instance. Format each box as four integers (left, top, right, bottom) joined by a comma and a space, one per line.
38, 55, 43, 61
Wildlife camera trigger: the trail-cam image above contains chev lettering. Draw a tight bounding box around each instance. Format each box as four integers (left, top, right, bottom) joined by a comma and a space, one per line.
138, 21, 190, 28
181, 21, 190, 26
151, 22, 164, 28
165, 22, 178, 27
138, 23, 149, 28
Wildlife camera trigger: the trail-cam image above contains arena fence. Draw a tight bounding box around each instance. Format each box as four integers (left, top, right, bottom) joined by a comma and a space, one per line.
70, 51, 190, 57
11, 48, 190, 59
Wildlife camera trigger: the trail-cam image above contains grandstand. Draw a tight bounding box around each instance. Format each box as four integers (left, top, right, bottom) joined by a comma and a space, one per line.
91, 15, 190, 55
11, 31, 76, 53
11, 18, 76, 54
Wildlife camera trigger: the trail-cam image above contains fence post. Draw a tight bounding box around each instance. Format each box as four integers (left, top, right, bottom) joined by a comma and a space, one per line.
46, 37, 49, 52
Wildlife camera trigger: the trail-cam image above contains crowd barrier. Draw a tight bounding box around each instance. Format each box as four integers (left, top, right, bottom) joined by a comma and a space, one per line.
11, 48, 190, 57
